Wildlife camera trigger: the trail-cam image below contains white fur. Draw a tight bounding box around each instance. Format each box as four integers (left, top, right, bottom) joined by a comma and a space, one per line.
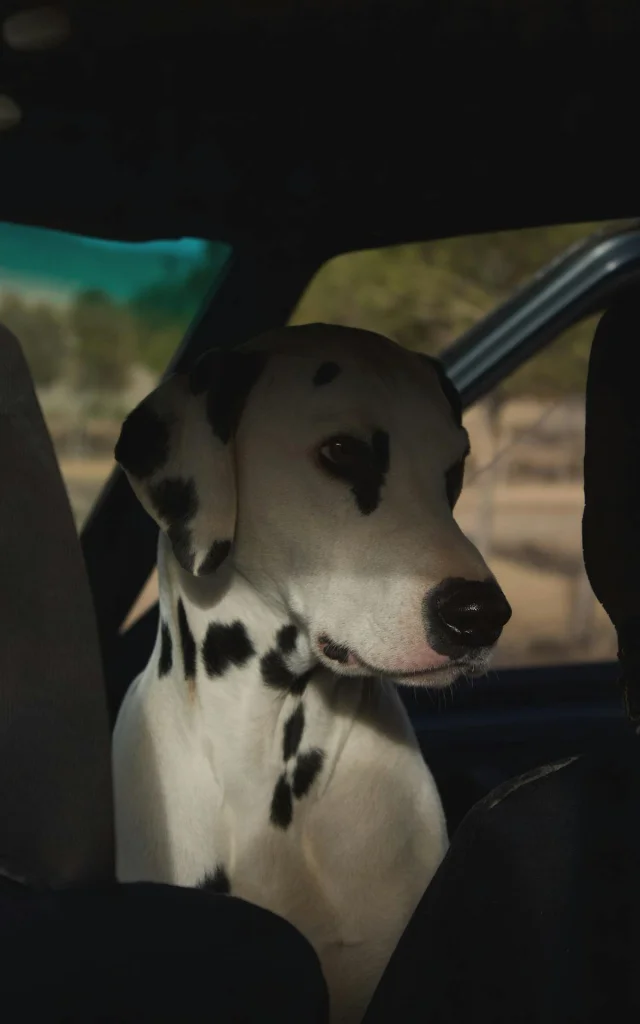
113, 325, 500, 1023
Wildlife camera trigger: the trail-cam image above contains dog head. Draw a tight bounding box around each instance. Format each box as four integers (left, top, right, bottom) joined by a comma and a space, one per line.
116, 323, 511, 687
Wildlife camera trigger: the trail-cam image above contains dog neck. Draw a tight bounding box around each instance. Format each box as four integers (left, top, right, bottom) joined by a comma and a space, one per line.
144, 536, 415, 827
156, 533, 318, 699
151, 535, 383, 808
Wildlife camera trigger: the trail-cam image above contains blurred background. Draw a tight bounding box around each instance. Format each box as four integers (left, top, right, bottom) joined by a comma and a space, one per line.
0, 219, 620, 669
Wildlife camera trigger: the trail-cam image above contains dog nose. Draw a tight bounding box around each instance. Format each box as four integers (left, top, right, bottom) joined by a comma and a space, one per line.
425, 577, 512, 654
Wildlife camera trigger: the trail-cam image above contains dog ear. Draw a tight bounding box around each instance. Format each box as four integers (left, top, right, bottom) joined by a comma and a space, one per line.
115, 348, 268, 576
417, 353, 463, 426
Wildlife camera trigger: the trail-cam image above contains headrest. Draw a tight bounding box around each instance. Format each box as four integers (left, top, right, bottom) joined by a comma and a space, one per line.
583, 293, 640, 721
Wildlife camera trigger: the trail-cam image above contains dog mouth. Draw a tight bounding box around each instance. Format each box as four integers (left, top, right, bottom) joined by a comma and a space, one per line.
316, 634, 477, 681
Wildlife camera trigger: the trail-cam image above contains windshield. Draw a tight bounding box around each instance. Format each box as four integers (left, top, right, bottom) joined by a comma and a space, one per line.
0, 222, 232, 527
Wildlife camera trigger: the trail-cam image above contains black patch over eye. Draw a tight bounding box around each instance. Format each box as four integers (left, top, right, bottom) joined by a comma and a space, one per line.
317, 430, 390, 515
188, 349, 268, 445
318, 435, 371, 477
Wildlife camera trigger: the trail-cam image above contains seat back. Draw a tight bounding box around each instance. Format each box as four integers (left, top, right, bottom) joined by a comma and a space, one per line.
363, 297, 640, 1023
0, 324, 113, 886
583, 293, 640, 722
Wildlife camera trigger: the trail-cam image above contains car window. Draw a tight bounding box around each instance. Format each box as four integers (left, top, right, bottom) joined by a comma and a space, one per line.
455, 318, 616, 668
290, 225, 621, 668
0, 222, 231, 530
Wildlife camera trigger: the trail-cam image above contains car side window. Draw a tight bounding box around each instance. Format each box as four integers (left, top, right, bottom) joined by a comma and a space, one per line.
455, 318, 616, 667
0, 223, 230, 530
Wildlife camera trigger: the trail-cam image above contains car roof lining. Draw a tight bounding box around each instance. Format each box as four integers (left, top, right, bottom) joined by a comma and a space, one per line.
1, 0, 638, 250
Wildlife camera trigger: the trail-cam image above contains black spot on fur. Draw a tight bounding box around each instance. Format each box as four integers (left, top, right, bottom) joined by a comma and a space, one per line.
198, 539, 232, 576
149, 476, 198, 525
158, 621, 172, 676
277, 624, 298, 655
177, 599, 196, 681
115, 401, 171, 480
261, 650, 312, 695
261, 650, 295, 690
292, 749, 325, 800
189, 350, 268, 445
197, 865, 231, 894
319, 635, 350, 664
167, 524, 195, 573
313, 361, 341, 387
210, 352, 267, 443
352, 429, 389, 515
283, 704, 305, 761
270, 775, 293, 829
319, 431, 390, 515
372, 429, 390, 475
149, 478, 198, 572
290, 669, 314, 696
203, 621, 255, 677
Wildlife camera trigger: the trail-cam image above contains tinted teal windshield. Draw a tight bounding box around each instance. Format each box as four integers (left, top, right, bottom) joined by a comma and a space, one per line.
0, 222, 232, 526
0, 222, 217, 299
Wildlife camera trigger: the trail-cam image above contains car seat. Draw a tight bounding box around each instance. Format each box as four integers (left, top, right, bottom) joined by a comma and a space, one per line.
362, 294, 640, 1023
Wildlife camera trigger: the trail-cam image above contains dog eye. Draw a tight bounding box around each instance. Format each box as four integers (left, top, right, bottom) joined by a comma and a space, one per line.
318, 435, 369, 477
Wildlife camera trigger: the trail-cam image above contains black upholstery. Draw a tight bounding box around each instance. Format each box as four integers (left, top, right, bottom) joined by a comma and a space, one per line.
0, 324, 113, 887
364, 736, 640, 1023
583, 295, 640, 722
363, 297, 640, 1023
0, 879, 329, 1022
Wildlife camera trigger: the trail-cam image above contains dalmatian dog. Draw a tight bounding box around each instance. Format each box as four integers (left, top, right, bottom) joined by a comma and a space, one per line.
112, 323, 511, 1023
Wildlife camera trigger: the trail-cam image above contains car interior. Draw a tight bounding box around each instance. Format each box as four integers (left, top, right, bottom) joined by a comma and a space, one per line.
0, 1, 639, 1021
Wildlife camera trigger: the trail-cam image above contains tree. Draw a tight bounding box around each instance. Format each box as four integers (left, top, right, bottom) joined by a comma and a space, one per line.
290, 245, 495, 349
69, 289, 132, 390
290, 220, 625, 398
128, 241, 230, 373
0, 292, 66, 387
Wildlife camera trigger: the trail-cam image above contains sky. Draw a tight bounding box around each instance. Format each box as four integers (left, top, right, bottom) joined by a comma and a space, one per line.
0, 221, 209, 302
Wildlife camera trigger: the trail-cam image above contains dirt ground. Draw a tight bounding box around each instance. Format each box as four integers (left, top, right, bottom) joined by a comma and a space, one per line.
60, 457, 617, 668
